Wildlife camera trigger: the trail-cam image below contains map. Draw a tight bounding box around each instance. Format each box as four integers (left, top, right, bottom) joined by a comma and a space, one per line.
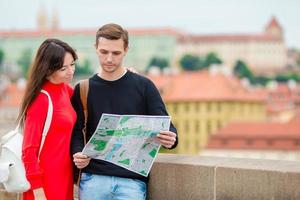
82, 113, 171, 177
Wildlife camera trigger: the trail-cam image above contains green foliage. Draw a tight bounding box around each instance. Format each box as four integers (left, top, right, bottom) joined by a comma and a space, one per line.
204, 52, 222, 66
252, 76, 272, 86
75, 59, 93, 76
179, 54, 204, 71
274, 73, 300, 83
146, 57, 169, 72
0, 48, 5, 66
232, 59, 300, 86
274, 74, 288, 82
17, 48, 33, 78
179, 52, 223, 71
233, 60, 254, 81
0, 48, 4, 67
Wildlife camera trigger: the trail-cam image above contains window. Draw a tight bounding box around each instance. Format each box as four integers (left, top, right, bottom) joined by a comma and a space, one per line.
185, 104, 190, 112
195, 103, 200, 112
195, 121, 200, 133
207, 121, 212, 134
173, 103, 178, 113
185, 121, 190, 132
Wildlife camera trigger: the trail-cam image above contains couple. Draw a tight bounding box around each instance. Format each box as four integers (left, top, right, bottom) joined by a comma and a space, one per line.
20, 23, 178, 200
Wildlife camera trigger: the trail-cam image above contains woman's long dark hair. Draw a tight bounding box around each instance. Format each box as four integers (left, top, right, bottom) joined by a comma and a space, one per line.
17, 38, 78, 128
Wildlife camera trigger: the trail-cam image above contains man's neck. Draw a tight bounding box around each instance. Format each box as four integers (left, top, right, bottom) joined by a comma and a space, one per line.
98, 66, 127, 81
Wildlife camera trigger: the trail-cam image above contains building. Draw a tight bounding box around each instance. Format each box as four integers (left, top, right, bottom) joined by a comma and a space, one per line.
0, 28, 179, 73
203, 119, 300, 161
266, 81, 300, 122
175, 17, 287, 74
0, 13, 287, 74
149, 68, 267, 154
0, 82, 24, 135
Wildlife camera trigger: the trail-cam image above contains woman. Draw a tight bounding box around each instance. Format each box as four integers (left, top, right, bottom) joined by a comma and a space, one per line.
18, 38, 78, 200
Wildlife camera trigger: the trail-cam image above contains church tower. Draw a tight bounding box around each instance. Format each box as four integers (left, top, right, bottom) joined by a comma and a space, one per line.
265, 16, 283, 39
37, 6, 48, 31
51, 7, 60, 30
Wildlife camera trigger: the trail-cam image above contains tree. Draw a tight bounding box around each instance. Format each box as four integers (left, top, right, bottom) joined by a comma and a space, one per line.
17, 48, 33, 78
274, 74, 289, 83
252, 76, 271, 86
146, 57, 169, 72
233, 60, 254, 81
204, 52, 222, 67
75, 59, 93, 76
274, 73, 300, 83
179, 54, 205, 71
0, 48, 4, 71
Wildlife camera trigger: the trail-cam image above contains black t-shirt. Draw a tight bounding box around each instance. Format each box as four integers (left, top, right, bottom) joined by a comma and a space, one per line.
71, 71, 178, 182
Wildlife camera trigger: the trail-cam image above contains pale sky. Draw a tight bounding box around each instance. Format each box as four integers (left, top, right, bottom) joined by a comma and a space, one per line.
0, 0, 299, 48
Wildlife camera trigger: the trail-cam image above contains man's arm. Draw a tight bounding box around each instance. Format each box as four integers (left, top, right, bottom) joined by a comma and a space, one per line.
145, 78, 178, 149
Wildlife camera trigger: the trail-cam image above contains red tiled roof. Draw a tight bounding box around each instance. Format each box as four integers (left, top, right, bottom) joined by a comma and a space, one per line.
0, 28, 183, 38
265, 16, 282, 30
0, 84, 24, 108
148, 70, 267, 102
178, 33, 281, 43
206, 120, 300, 150
212, 121, 300, 139
266, 83, 300, 113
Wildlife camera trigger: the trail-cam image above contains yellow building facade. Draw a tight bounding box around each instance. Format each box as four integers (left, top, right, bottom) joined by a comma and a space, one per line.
165, 101, 265, 154
150, 70, 267, 154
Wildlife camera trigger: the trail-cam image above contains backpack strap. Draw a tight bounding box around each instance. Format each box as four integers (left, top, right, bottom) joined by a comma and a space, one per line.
76, 79, 89, 186
79, 79, 89, 145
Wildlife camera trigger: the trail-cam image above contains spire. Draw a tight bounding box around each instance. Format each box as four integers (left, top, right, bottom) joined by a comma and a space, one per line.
51, 7, 60, 30
264, 16, 283, 39
37, 5, 48, 31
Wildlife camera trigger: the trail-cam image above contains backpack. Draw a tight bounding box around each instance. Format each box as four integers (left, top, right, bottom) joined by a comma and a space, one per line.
0, 90, 53, 193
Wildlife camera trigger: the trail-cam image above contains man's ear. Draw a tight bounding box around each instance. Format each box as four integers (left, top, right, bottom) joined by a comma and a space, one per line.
124, 47, 129, 55
94, 43, 97, 49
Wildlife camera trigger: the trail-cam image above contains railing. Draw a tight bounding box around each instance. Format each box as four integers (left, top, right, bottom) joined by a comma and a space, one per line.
1, 154, 300, 200
148, 154, 300, 200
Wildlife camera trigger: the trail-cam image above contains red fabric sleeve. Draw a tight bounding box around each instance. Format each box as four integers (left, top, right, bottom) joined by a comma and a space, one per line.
22, 93, 48, 190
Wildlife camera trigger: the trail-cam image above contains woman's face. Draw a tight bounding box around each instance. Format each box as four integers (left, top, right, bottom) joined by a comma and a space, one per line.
48, 52, 75, 84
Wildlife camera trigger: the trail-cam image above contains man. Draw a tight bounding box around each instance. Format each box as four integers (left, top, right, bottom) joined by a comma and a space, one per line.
71, 23, 178, 200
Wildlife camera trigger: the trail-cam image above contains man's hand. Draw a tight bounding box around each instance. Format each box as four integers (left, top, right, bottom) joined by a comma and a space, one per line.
73, 152, 91, 169
156, 131, 177, 149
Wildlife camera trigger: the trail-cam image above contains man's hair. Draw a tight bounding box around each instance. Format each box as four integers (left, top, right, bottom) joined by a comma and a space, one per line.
95, 23, 129, 49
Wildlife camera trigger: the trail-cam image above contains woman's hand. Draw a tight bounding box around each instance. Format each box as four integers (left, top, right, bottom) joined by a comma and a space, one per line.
126, 67, 138, 74
34, 188, 46, 200
73, 152, 91, 169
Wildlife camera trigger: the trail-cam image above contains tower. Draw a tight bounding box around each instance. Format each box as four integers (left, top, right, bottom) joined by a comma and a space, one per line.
264, 16, 283, 39
51, 7, 60, 30
37, 6, 48, 31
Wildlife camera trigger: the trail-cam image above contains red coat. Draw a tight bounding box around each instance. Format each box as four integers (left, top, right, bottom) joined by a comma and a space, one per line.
22, 81, 76, 200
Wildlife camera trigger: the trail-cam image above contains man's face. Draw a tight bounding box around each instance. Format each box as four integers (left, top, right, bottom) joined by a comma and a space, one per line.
95, 37, 128, 73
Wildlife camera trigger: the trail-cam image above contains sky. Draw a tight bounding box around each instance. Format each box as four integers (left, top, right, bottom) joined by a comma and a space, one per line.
0, 0, 299, 48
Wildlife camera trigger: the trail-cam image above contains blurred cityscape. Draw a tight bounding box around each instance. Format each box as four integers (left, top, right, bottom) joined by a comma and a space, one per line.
1, 7, 300, 164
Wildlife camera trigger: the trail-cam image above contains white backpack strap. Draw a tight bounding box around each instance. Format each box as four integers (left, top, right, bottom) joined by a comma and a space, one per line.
39, 90, 53, 155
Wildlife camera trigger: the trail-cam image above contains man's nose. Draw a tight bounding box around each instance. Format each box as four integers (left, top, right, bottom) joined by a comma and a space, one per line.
107, 53, 113, 62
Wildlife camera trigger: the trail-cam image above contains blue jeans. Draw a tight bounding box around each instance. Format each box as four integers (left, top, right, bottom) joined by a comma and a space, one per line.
79, 173, 147, 200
